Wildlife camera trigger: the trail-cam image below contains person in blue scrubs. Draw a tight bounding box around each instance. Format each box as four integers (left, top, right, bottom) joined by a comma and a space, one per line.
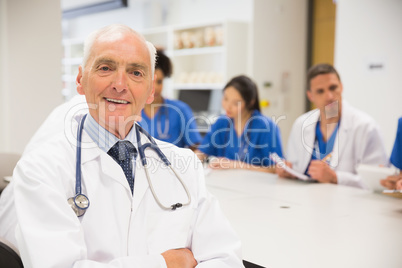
140, 50, 201, 149
196, 75, 283, 173
381, 117, 402, 190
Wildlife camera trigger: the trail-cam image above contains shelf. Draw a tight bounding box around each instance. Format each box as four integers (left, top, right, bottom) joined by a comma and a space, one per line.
173, 83, 224, 90
173, 46, 224, 56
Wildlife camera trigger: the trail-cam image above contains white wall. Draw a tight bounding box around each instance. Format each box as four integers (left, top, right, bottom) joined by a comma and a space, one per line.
64, 0, 252, 39
0, 0, 63, 154
334, 0, 402, 154
252, 0, 308, 150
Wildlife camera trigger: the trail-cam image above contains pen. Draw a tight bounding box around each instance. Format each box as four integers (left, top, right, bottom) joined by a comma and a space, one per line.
321, 153, 332, 164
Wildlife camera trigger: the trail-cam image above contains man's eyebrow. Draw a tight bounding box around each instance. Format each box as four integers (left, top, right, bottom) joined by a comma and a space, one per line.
128, 63, 149, 74
93, 58, 116, 67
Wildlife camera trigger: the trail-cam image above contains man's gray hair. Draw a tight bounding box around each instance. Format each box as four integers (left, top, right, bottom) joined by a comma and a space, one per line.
82, 24, 156, 77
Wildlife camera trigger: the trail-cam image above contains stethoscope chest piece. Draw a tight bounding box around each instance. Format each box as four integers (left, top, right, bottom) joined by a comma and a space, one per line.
68, 194, 90, 217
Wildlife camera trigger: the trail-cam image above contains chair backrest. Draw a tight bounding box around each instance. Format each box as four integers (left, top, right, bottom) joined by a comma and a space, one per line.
0, 153, 21, 179
0, 237, 23, 268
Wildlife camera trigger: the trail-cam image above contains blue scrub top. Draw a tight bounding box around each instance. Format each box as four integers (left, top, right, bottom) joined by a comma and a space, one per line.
198, 110, 283, 167
390, 117, 402, 169
139, 99, 202, 148
304, 121, 339, 174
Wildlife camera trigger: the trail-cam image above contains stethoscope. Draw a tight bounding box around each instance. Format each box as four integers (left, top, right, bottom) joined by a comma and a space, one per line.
68, 114, 191, 217
223, 118, 253, 162
156, 103, 170, 139
312, 120, 340, 163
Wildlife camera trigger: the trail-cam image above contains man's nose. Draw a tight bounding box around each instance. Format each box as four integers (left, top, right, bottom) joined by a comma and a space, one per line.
326, 90, 334, 101
112, 70, 127, 92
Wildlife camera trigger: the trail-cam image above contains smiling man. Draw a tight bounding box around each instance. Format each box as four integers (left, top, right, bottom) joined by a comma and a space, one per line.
277, 63, 387, 188
0, 24, 244, 268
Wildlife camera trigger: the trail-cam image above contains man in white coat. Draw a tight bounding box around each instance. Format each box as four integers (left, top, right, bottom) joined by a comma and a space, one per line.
277, 63, 387, 188
0, 24, 244, 267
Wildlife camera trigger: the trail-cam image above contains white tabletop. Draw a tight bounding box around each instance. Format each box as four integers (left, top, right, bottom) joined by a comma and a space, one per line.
205, 169, 402, 268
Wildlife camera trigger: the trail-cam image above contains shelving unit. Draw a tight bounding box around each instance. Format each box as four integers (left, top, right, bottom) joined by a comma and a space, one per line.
61, 20, 249, 108
61, 38, 84, 100
142, 20, 249, 113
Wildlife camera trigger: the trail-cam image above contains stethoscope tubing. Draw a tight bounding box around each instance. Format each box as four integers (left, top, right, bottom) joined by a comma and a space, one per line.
135, 124, 191, 210
75, 114, 87, 195
71, 113, 191, 216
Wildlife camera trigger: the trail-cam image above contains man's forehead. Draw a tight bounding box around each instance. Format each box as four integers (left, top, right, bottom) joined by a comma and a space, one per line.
89, 41, 150, 67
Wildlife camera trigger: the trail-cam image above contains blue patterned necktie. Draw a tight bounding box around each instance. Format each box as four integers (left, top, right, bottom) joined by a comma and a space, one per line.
107, 141, 137, 194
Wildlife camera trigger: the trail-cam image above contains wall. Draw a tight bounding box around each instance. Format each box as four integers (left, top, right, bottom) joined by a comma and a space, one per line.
64, 0, 252, 39
0, 0, 8, 151
252, 0, 308, 151
334, 0, 402, 154
0, 0, 63, 154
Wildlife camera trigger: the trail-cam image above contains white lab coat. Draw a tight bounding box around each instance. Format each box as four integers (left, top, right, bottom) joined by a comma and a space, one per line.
286, 101, 388, 188
9, 113, 244, 268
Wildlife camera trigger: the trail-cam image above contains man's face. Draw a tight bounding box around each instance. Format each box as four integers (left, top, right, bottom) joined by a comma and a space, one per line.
76, 32, 155, 138
307, 73, 343, 118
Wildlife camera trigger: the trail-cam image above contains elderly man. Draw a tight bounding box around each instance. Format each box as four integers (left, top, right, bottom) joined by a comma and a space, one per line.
277, 63, 387, 188
0, 24, 243, 268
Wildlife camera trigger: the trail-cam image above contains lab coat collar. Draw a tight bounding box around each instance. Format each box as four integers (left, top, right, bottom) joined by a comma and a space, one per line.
82, 124, 155, 211
329, 101, 352, 168
299, 109, 319, 171
298, 100, 352, 169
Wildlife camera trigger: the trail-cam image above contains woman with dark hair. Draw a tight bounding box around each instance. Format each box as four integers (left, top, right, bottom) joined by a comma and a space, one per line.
196, 75, 283, 173
140, 50, 201, 149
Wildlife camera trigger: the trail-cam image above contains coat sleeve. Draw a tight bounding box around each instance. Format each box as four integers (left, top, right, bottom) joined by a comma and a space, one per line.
190, 157, 244, 267
13, 154, 168, 268
336, 120, 388, 188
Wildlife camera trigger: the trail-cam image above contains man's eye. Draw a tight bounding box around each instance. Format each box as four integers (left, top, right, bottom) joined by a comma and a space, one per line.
133, 71, 142, 76
100, 66, 110, 71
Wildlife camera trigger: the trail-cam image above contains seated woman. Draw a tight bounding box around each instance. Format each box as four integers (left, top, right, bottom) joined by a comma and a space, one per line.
140, 50, 201, 149
196, 75, 283, 173
381, 117, 402, 190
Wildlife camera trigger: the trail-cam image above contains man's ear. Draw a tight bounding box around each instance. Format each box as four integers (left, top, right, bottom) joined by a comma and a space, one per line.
76, 66, 85, 95
306, 89, 313, 103
145, 74, 156, 104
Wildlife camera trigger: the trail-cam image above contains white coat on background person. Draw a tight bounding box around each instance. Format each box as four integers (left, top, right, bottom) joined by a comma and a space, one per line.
277, 63, 387, 188
1, 24, 244, 267
286, 101, 388, 188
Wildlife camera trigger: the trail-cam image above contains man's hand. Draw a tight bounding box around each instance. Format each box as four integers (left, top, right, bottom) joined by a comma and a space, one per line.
380, 175, 402, 190
396, 179, 402, 190
162, 248, 197, 268
307, 160, 337, 184
276, 161, 296, 179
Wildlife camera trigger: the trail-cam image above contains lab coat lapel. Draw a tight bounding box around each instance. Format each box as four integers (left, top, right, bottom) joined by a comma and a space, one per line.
300, 110, 319, 170
79, 129, 133, 193
330, 101, 350, 168
130, 131, 152, 214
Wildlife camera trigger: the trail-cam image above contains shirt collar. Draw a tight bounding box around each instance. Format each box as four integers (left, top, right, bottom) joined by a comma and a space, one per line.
84, 113, 137, 153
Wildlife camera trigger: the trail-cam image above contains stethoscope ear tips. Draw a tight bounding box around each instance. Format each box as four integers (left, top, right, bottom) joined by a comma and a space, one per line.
171, 203, 183, 210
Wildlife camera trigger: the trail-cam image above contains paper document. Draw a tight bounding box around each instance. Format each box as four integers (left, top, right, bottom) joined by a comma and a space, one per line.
382, 190, 402, 199
270, 153, 313, 181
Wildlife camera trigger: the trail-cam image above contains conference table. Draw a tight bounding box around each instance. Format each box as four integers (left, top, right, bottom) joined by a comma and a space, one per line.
204, 169, 402, 268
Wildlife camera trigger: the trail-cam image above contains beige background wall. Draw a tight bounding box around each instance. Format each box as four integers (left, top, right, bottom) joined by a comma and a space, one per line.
0, 0, 63, 154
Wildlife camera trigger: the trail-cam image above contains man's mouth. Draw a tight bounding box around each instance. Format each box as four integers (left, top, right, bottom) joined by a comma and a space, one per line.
105, 98, 129, 104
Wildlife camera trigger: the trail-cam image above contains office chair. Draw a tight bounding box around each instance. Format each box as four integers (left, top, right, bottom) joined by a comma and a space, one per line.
243, 260, 265, 268
0, 237, 23, 268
